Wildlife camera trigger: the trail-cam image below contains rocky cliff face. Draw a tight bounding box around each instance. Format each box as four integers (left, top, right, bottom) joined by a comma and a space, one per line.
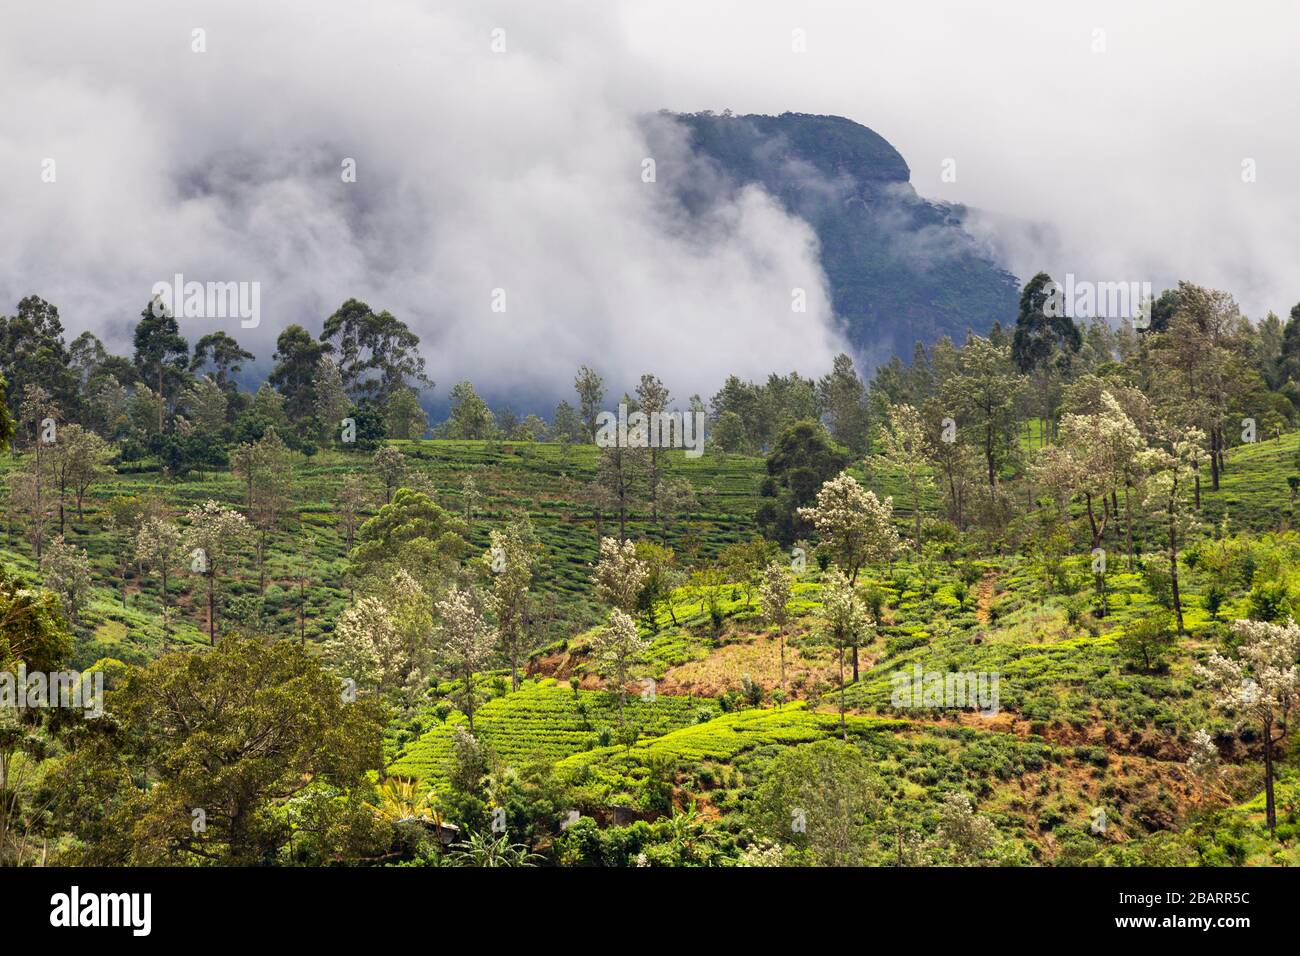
661, 111, 1019, 362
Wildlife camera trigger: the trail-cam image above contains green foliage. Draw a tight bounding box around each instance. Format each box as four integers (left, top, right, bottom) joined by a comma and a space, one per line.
1248, 579, 1292, 622
756, 421, 849, 546
55, 637, 386, 865
4, 282, 1300, 869
350, 488, 470, 589
1140, 559, 1174, 609
1116, 611, 1176, 674
746, 739, 882, 865
0, 565, 73, 670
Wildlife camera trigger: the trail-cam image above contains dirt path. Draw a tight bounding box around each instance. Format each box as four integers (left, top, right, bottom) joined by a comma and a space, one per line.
974, 569, 998, 625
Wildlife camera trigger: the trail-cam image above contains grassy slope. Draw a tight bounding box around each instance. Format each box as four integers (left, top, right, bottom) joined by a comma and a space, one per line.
0, 441, 767, 666
7, 428, 1299, 862
388, 679, 710, 789
416, 431, 1298, 861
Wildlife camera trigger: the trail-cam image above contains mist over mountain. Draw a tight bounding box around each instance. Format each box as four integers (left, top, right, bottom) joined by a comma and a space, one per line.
4, 0, 1298, 424
656, 111, 1020, 368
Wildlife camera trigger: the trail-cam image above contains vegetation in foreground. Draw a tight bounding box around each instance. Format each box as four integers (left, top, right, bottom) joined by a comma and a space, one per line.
4, 281, 1300, 866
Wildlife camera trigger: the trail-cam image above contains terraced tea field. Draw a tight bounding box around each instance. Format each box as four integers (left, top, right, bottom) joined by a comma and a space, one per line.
388, 679, 712, 788
0, 440, 769, 665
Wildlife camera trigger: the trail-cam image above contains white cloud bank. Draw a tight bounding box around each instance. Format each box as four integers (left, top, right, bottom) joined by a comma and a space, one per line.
4, 0, 1297, 411
0, 0, 845, 408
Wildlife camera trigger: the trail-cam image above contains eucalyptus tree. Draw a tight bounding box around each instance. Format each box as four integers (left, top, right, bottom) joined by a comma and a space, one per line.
799, 473, 896, 681
592, 536, 648, 613
1010, 272, 1082, 443
1035, 392, 1145, 615
574, 365, 605, 442
434, 585, 496, 733
132, 299, 189, 434
486, 516, 540, 691
589, 608, 649, 727
136, 517, 184, 636
182, 500, 252, 643
1197, 618, 1300, 836
876, 403, 934, 554
820, 568, 870, 738
760, 559, 795, 697
1140, 425, 1205, 633
940, 335, 1023, 487
798, 473, 898, 585
320, 298, 432, 404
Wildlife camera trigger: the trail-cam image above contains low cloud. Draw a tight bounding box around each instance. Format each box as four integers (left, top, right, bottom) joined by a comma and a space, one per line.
0, 0, 848, 411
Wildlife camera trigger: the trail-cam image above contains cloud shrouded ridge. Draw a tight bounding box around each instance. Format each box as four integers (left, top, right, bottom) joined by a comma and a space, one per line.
0, 0, 849, 410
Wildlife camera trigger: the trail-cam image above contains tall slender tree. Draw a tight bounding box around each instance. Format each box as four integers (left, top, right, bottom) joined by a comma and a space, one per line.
132, 300, 189, 435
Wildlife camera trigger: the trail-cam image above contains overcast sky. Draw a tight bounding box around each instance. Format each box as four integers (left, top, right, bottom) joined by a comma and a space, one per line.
2, 0, 1296, 408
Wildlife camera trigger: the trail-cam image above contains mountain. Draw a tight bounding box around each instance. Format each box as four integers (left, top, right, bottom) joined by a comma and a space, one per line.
663, 111, 1020, 362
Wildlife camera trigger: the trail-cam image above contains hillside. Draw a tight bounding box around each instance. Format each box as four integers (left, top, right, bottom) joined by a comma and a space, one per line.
7, 293, 1300, 874
0, 441, 769, 668
8, 423, 1279, 866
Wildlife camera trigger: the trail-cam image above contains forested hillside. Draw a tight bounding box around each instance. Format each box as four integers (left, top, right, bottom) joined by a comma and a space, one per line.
3, 280, 1300, 868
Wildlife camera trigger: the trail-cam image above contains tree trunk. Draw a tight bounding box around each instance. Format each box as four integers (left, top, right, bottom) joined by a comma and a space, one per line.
466, 672, 476, 733
838, 648, 847, 741
161, 565, 170, 637
33, 458, 43, 559
208, 573, 217, 645
1086, 494, 1109, 616
1169, 502, 1184, 634
779, 631, 786, 701
1084, 493, 1100, 547
1264, 720, 1277, 836
1124, 484, 1135, 571
1210, 429, 1221, 490
649, 447, 659, 523
258, 529, 267, 594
